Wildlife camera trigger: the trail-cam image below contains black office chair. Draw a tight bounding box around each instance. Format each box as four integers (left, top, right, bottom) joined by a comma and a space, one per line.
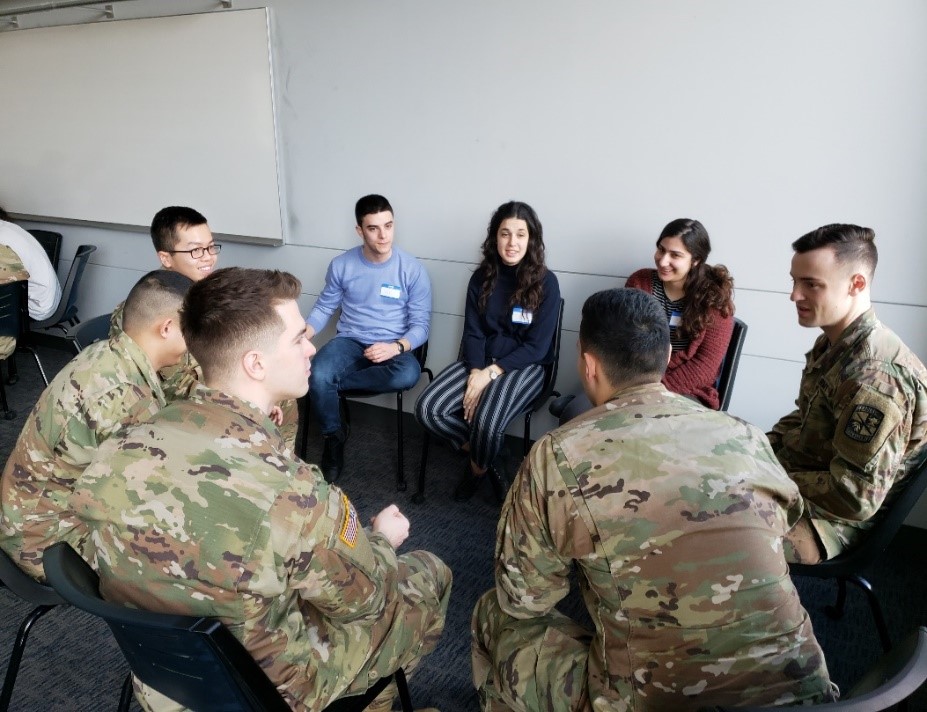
26, 229, 63, 271
0, 281, 50, 413
414, 299, 564, 503
790, 454, 927, 653
68, 312, 113, 354
43, 542, 413, 712
697, 626, 927, 712
298, 342, 433, 492
0, 547, 67, 711
29, 244, 96, 334
716, 317, 747, 412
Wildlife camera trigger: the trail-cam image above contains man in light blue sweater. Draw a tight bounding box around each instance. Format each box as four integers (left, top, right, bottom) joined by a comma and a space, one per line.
306, 195, 432, 481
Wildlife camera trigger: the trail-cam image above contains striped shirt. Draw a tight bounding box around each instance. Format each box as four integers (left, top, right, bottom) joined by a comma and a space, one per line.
650, 273, 689, 353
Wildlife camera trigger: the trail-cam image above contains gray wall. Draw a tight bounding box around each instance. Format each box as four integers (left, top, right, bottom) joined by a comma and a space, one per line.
5, 0, 927, 522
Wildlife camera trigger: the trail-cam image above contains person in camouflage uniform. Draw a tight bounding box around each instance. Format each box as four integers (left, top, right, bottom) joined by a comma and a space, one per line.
0, 270, 192, 580
0, 243, 29, 360
107, 205, 299, 444
769, 224, 927, 564
472, 288, 836, 712
66, 267, 451, 712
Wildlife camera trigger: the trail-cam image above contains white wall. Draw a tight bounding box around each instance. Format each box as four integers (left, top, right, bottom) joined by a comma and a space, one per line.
6, 0, 927, 522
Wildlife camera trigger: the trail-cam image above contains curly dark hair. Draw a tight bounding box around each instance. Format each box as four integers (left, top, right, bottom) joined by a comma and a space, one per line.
477, 201, 548, 312
658, 218, 734, 340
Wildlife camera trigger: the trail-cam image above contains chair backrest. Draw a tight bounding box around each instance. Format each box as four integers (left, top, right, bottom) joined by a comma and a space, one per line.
695, 626, 927, 711
31, 244, 97, 330
716, 317, 747, 412
26, 229, 63, 271
69, 313, 113, 352
43, 542, 291, 712
525, 298, 565, 414
0, 280, 30, 342
0, 545, 64, 606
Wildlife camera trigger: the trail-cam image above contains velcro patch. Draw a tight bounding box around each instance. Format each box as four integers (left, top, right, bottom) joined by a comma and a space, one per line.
339, 493, 359, 548
844, 404, 885, 443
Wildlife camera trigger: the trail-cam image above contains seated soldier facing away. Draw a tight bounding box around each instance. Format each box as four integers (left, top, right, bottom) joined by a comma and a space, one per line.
0, 270, 191, 580
65, 267, 451, 711
472, 288, 837, 712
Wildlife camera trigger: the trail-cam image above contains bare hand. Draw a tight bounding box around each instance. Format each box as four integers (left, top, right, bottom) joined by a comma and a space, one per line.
371, 504, 410, 548
269, 406, 284, 426
365, 341, 400, 364
463, 369, 491, 423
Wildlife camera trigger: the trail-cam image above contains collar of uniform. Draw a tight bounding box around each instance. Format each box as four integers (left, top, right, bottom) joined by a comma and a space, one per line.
808, 308, 879, 370
188, 382, 281, 436
604, 381, 671, 408
112, 330, 167, 407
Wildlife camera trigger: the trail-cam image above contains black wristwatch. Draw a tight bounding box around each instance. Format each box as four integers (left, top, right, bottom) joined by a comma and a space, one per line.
395, 340, 405, 354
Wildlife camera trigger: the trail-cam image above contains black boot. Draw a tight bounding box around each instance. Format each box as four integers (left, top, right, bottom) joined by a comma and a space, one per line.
320, 430, 345, 483
488, 465, 511, 503
453, 462, 485, 502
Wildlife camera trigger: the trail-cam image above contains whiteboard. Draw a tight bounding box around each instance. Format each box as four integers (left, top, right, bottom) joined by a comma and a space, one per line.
0, 9, 284, 244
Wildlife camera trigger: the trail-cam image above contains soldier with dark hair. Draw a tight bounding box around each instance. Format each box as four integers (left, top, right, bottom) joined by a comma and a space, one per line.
0, 269, 192, 580
472, 288, 836, 711
771, 223, 927, 563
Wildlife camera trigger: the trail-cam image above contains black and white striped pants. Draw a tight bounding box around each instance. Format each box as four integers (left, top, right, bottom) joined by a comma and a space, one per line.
414, 360, 545, 470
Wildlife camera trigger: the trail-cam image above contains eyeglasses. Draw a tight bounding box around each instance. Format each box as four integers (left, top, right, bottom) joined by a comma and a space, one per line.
169, 243, 222, 259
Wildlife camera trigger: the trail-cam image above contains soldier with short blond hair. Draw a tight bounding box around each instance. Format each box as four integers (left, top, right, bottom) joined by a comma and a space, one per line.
472, 288, 836, 712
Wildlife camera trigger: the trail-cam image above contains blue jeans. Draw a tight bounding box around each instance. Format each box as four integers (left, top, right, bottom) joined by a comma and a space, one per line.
309, 336, 421, 435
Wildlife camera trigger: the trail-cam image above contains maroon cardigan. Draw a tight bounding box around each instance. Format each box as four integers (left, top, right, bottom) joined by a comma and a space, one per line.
625, 268, 734, 410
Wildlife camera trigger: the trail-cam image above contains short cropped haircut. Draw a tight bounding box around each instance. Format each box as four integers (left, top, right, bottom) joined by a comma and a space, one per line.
122, 270, 193, 333
354, 194, 393, 226
792, 224, 878, 279
150, 206, 208, 253
579, 288, 669, 386
181, 267, 302, 382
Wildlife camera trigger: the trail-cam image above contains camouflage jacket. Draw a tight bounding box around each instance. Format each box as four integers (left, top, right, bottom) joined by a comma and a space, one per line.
67, 385, 413, 711
110, 299, 202, 401
768, 309, 927, 558
495, 382, 834, 710
0, 331, 165, 579
0, 244, 29, 359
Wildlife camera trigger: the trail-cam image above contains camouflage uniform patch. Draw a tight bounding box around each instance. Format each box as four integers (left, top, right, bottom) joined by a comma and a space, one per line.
843, 404, 884, 443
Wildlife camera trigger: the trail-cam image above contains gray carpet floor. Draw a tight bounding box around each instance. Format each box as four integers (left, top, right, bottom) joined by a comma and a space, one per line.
1, 345, 926, 710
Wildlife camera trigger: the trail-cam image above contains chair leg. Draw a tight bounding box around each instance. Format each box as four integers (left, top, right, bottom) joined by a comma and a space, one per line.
0, 376, 13, 420
823, 577, 849, 621
0, 604, 57, 711
118, 672, 133, 712
845, 574, 893, 653
413, 431, 429, 504
394, 667, 413, 712
523, 411, 533, 458
7, 355, 18, 385
395, 393, 407, 492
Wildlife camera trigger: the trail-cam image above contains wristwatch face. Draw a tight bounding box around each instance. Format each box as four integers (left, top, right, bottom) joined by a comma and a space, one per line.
489, 369, 498, 380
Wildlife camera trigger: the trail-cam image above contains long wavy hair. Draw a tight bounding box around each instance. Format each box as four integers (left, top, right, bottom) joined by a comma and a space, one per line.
477, 201, 548, 313
658, 218, 734, 339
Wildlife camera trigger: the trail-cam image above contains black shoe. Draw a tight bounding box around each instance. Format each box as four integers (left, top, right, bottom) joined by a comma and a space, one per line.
453, 467, 485, 502
320, 430, 345, 483
488, 465, 511, 503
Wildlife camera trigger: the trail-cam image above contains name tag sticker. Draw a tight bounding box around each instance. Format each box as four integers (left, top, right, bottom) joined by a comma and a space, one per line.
512, 307, 533, 325
380, 284, 401, 299
669, 310, 682, 328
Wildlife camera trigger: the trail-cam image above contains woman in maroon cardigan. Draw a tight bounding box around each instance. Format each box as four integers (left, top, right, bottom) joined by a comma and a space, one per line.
625, 218, 735, 409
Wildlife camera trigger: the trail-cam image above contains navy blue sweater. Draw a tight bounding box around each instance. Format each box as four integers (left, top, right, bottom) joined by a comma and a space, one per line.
461, 264, 560, 373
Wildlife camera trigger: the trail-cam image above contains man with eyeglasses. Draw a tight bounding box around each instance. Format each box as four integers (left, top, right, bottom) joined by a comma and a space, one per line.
108, 206, 219, 401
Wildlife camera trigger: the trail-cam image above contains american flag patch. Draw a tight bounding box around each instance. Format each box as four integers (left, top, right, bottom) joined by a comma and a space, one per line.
339, 493, 359, 548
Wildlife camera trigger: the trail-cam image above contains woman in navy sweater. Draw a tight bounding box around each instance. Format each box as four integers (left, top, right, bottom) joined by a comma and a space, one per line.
415, 201, 560, 501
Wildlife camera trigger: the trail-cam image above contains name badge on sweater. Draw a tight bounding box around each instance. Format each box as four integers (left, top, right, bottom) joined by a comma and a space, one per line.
512, 307, 533, 325
380, 283, 401, 299
669, 310, 682, 328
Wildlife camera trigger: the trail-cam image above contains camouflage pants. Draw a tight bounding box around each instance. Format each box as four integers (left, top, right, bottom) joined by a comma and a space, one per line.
783, 516, 825, 564
471, 591, 590, 712
135, 550, 452, 712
